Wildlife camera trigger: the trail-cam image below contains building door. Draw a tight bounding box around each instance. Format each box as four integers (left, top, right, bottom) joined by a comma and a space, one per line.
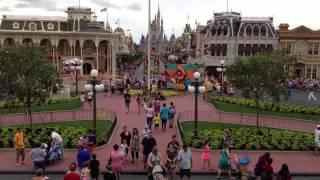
83, 63, 92, 75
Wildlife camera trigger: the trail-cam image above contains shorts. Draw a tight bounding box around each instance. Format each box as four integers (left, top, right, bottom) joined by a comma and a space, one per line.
16, 148, 25, 156
155, 124, 159, 128
180, 168, 191, 178
315, 140, 320, 148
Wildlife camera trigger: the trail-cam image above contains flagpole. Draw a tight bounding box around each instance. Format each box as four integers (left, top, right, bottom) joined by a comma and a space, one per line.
147, 0, 151, 93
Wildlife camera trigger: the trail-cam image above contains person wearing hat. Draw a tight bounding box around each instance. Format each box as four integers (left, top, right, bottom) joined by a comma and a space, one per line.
315, 125, 320, 155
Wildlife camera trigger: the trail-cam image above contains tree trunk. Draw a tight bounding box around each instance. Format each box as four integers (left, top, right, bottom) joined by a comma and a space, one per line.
28, 103, 32, 131
255, 95, 260, 135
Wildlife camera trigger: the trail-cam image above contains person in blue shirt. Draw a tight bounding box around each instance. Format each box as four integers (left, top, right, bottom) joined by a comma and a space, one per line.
77, 149, 91, 169
160, 103, 169, 132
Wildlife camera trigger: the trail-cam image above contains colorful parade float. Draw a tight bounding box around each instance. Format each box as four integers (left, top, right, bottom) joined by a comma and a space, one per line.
162, 63, 200, 90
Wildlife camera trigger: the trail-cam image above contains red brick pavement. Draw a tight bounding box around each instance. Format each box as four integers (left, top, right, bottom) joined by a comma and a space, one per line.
0, 94, 320, 174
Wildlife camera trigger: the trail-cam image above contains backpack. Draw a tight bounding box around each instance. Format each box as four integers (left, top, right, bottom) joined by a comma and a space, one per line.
169, 107, 176, 115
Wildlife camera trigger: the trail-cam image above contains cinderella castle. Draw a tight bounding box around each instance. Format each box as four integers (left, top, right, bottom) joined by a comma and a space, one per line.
140, 5, 168, 54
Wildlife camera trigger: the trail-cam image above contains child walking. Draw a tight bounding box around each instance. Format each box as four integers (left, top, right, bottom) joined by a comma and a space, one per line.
80, 163, 90, 180
202, 140, 212, 169
153, 113, 161, 131
120, 139, 129, 162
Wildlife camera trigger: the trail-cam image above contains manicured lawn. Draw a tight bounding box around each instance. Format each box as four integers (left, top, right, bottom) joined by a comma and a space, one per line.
213, 101, 320, 121
180, 121, 252, 132
0, 101, 81, 115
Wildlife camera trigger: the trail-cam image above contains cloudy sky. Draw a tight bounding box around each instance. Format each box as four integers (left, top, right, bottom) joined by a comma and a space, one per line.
0, 0, 319, 42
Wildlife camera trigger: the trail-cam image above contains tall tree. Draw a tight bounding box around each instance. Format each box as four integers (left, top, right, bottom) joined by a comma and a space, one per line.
0, 45, 56, 128
226, 51, 296, 133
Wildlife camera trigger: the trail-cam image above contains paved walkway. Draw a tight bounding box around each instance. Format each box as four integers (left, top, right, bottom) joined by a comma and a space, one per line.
0, 94, 320, 174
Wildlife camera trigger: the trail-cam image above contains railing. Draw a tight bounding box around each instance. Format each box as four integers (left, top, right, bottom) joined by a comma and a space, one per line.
177, 110, 318, 133
176, 113, 185, 144
106, 116, 118, 143
0, 109, 117, 127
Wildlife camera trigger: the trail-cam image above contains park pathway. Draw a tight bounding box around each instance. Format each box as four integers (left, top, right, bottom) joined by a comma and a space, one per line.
0, 93, 320, 174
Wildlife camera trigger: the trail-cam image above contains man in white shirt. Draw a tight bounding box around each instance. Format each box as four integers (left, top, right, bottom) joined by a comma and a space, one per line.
177, 144, 192, 180
51, 131, 63, 158
315, 125, 320, 155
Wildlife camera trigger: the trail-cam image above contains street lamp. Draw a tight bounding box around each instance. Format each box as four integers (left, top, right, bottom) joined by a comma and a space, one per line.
67, 58, 83, 95
216, 60, 226, 95
188, 72, 206, 138
85, 69, 104, 133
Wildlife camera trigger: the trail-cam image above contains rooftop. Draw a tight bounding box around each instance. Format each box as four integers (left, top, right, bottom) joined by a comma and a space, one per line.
1, 15, 67, 21
241, 17, 273, 22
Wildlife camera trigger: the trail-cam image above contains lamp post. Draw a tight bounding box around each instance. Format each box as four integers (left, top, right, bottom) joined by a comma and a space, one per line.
216, 60, 226, 96
188, 72, 206, 138
69, 58, 83, 95
85, 69, 104, 133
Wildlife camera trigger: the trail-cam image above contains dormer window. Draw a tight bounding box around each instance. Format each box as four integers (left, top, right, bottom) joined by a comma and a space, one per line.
13, 22, 19, 29
29, 22, 37, 31
47, 23, 54, 30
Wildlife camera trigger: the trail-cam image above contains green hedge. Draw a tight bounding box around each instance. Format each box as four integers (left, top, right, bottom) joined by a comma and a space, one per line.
0, 96, 80, 109
213, 96, 320, 115
0, 120, 111, 148
183, 127, 314, 151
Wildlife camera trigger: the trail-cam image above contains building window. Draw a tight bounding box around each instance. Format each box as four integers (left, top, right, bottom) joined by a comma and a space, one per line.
246, 26, 252, 36
238, 44, 244, 56
306, 65, 311, 78
260, 26, 267, 36
222, 44, 227, 56
314, 44, 319, 55
312, 67, 317, 79
308, 43, 313, 55
29, 22, 37, 31
13, 22, 19, 29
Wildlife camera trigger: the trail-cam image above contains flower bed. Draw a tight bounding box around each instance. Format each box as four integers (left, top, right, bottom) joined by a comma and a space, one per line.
128, 89, 181, 97
0, 120, 111, 148
143, 68, 160, 74
213, 96, 320, 115
181, 122, 314, 151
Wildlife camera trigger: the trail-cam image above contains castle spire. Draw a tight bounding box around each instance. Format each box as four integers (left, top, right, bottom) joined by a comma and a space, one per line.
157, 2, 160, 18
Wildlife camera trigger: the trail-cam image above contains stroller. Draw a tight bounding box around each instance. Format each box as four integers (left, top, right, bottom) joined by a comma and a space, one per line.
151, 165, 167, 180
46, 143, 62, 165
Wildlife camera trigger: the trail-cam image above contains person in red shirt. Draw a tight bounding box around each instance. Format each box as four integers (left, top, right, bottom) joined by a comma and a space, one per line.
264, 158, 274, 180
64, 162, 80, 180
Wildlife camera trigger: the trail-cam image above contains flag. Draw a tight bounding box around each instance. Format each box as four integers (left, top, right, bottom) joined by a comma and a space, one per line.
100, 8, 107, 12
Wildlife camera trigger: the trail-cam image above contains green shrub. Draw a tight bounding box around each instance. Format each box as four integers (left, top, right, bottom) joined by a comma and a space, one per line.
0, 96, 80, 109
213, 96, 320, 115
0, 123, 107, 148
184, 127, 314, 151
